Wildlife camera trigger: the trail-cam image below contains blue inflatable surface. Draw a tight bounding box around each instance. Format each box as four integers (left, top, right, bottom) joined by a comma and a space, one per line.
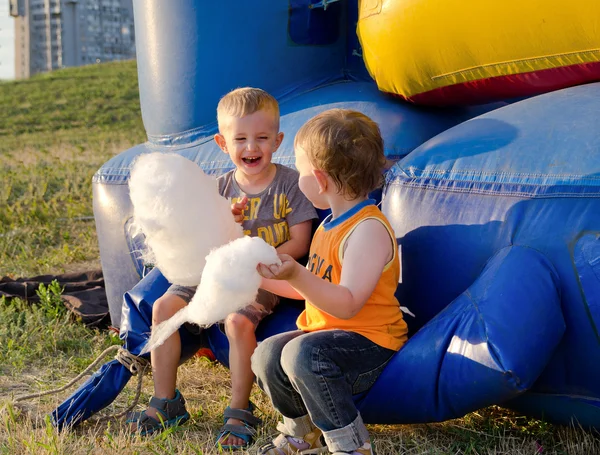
366, 83, 600, 426
53, 0, 600, 430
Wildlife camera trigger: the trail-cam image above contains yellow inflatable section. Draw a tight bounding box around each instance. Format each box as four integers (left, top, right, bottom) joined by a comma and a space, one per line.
357, 0, 600, 105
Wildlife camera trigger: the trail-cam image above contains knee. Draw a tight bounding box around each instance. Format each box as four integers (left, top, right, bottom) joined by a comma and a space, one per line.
251, 334, 287, 378
280, 336, 316, 379
251, 338, 274, 380
224, 313, 254, 340
152, 294, 183, 324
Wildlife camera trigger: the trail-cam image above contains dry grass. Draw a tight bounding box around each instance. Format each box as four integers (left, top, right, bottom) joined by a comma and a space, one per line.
2, 356, 600, 455
0, 139, 137, 278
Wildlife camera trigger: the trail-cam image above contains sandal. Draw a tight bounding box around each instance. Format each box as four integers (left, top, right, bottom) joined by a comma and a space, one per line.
331, 441, 375, 455
126, 389, 190, 436
258, 426, 328, 455
215, 402, 262, 450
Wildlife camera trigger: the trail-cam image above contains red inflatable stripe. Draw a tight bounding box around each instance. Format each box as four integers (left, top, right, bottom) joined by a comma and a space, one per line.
406, 61, 600, 106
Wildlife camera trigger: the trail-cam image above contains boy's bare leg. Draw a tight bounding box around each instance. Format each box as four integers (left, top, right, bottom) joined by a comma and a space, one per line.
219, 313, 258, 447
129, 294, 187, 430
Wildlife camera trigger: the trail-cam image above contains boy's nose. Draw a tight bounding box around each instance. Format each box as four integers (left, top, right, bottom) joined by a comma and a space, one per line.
246, 141, 257, 151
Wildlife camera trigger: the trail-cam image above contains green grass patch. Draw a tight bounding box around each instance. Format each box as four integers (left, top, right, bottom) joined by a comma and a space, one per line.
0, 156, 103, 276
0, 289, 118, 376
0, 60, 146, 277
0, 60, 146, 153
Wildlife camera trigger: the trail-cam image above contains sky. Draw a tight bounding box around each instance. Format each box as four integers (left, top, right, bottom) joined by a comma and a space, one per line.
0, 3, 15, 80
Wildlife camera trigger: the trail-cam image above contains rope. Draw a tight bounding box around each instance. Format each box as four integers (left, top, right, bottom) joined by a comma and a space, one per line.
14, 345, 150, 423
95, 348, 150, 422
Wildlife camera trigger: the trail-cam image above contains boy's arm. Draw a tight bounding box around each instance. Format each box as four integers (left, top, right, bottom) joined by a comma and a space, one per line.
260, 277, 304, 300
258, 219, 393, 319
275, 220, 313, 260
231, 194, 312, 261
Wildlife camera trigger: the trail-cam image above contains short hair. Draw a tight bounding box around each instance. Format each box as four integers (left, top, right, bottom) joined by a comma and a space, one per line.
294, 109, 386, 199
217, 87, 280, 131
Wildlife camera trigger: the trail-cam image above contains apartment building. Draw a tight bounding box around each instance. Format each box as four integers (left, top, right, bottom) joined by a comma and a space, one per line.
10, 0, 135, 79
0, 2, 15, 79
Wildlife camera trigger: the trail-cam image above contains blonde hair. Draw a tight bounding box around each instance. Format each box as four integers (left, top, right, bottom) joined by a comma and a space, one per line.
294, 109, 386, 199
217, 87, 280, 131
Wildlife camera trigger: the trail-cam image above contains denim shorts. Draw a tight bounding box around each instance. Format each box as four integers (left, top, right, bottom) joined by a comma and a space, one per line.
166, 284, 279, 333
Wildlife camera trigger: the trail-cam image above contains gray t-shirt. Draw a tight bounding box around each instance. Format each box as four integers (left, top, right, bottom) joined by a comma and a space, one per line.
217, 164, 317, 248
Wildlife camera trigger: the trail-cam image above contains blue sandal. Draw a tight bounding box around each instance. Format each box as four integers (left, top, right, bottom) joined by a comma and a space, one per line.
126, 389, 190, 436
215, 402, 262, 450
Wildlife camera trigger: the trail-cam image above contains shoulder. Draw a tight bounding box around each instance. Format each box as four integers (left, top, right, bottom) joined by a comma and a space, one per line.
217, 168, 236, 196
361, 208, 395, 236
341, 216, 394, 265
348, 213, 395, 250
274, 163, 300, 181
353, 217, 390, 236
216, 168, 235, 183
272, 164, 317, 220
272, 164, 301, 191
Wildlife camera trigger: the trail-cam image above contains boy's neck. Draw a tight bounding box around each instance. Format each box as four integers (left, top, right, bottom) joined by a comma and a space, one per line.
329, 194, 369, 220
234, 163, 277, 195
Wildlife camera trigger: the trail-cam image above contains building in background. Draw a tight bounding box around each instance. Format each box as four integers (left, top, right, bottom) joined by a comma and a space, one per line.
0, 2, 15, 79
9, 0, 135, 79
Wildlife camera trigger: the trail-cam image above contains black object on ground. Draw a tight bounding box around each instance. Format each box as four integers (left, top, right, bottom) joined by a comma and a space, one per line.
0, 270, 110, 328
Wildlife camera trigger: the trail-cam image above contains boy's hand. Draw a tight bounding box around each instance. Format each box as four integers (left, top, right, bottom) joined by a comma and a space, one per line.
231, 196, 248, 223
257, 254, 299, 281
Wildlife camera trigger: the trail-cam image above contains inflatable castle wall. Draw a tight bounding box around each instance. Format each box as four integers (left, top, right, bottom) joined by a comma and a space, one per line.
57, 0, 600, 429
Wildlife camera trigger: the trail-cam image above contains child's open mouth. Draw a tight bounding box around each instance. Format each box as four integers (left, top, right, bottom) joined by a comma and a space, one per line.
242, 157, 261, 165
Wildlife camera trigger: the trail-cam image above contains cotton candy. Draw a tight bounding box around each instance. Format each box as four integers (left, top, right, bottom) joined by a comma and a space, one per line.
141, 236, 281, 354
128, 152, 243, 286
128, 152, 282, 354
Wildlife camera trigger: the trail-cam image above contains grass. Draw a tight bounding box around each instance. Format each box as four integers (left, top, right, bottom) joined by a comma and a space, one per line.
1, 291, 596, 455
0, 60, 146, 277
1, 307, 598, 455
0, 60, 145, 153
1, 61, 600, 454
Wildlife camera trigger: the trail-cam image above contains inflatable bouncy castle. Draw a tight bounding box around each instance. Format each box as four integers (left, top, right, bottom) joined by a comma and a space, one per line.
53, 0, 600, 430
359, 0, 600, 105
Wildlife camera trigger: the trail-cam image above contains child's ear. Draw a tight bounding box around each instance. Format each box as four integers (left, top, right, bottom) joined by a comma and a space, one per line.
214, 134, 228, 153
273, 132, 284, 152
313, 169, 328, 194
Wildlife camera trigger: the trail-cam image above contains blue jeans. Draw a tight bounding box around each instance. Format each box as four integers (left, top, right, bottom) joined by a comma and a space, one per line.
251, 330, 395, 453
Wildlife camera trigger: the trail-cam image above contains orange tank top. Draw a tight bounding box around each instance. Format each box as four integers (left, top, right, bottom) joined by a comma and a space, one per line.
296, 200, 408, 351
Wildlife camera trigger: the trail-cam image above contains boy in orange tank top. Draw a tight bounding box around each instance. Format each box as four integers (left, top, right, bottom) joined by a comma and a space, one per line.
253, 109, 408, 455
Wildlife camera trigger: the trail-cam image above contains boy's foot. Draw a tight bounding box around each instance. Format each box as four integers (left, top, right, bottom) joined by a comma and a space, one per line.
126, 389, 190, 436
258, 427, 328, 455
217, 417, 252, 448
215, 404, 262, 450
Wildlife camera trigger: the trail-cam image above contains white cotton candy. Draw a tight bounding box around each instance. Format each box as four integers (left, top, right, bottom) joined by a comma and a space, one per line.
128, 153, 243, 286
141, 236, 281, 354
129, 152, 282, 355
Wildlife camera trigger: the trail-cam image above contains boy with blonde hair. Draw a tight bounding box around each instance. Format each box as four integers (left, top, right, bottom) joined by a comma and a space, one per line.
254, 109, 408, 455
129, 88, 316, 449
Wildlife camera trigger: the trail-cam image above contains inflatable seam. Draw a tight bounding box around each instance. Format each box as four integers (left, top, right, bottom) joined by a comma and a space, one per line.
391, 178, 600, 198
431, 49, 600, 82
146, 126, 218, 147
401, 167, 600, 180
93, 156, 297, 185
